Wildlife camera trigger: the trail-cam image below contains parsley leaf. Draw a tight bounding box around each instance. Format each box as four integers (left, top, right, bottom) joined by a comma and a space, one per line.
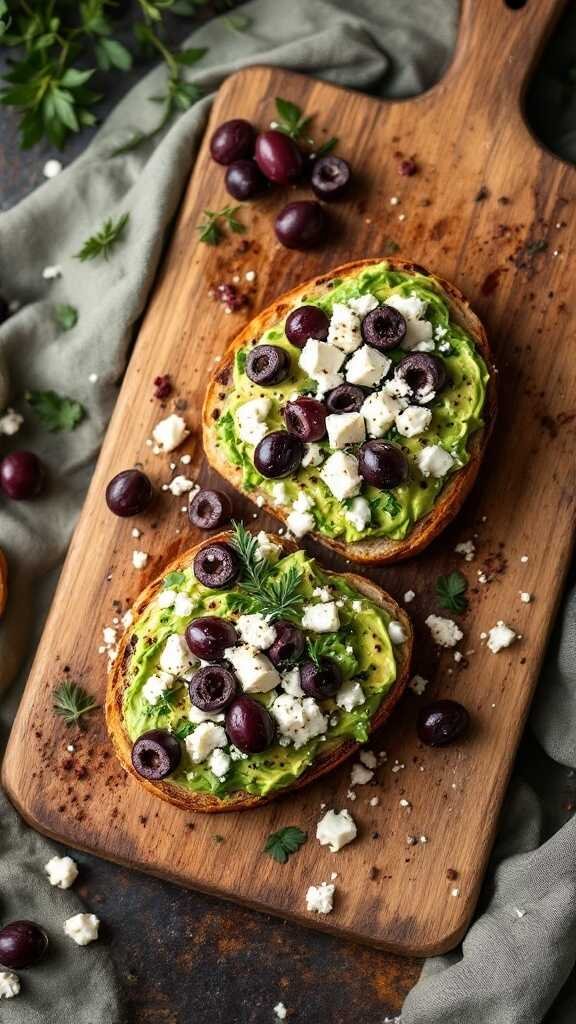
54, 303, 78, 332
26, 389, 85, 432
75, 213, 129, 261
53, 681, 98, 728
172, 720, 194, 741
196, 206, 245, 246
368, 492, 401, 520
163, 570, 186, 589
264, 826, 307, 864
436, 571, 468, 614
275, 97, 313, 142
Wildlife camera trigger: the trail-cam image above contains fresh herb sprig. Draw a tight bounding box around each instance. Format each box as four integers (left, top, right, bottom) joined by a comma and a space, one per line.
53, 681, 98, 728
229, 522, 304, 623
306, 634, 340, 667
26, 389, 85, 432
274, 97, 338, 154
436, 571, 468, 614
196, 206, 245, 246
75, 213, 129, 261
163, 570, 186, 589
264, 825, 307, 864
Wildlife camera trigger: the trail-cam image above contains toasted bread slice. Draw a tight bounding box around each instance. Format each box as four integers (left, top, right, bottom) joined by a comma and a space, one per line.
203, 258, 497, 564
106, 532, 412, 813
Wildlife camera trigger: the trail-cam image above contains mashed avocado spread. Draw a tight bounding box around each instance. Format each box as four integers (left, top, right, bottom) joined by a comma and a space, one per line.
214, 263, 489, 543
123, 547, 400, 798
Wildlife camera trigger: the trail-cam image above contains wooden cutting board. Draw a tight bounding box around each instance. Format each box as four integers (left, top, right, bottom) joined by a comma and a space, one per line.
4, 0, 575, 957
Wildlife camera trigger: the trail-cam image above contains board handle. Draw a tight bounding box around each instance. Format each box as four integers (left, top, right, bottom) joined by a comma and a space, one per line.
442, 0, 566, 110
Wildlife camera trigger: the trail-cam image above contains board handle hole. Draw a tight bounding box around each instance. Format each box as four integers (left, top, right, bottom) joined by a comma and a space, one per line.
504, 0, 528, 9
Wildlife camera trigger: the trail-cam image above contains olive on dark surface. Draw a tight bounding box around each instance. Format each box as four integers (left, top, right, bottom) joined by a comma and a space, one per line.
210, 119, 255, 165
275, 201, 327, 250
186, 615, 238, 661
189, 489, 231, 531
253, 430, 304, 478
358, 440, 408, 490
285, 304, 329, 348
189, 665, 237, 712
0, 920, 48, 969
254, 130, 303, 184
310, 155, 351, 200
105, 468, 153, 517
246, 344, 289, 386
361, 305, 407, 351
225, 696, 275, 753
300, 659, 341, 699
417, 700, 470, 747
283, 397, 327, 442
225, 159, 267, 201
266, 620, 305, 667
0, 451, 45, 501
193, 543, 240, 589
395, 352, 447, 402
325, 383, 365, 415
131, 729, 181, 780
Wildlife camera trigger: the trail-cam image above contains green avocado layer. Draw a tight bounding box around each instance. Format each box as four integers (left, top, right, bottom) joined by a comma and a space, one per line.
123, 550, 399, 799
214, 262, 489, 543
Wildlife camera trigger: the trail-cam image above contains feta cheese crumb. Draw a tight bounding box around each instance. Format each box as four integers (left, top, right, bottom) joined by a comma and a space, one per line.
236, 397, 271, 446
131, 527, 142, 539
225, 645, 279, 693
0, 971, 20, 999
351, 762, 374, 786
336, 679, 365, 712
487, 621, 517, 654
302, 601, 340, 633
43, 158, 63, 178
255, 530, 281, 563
208, 748, 230, 780
44, 855, 78, 889
396, 405, 432, 438
168, 475, 195, 497
174, 593, 193, 618
152, 413, 189, 453
42, 264, 62, 280
344, 496, 371, 533
320, 451, 361, 501
306, 881, 335, 914
132, 550, 149, 570
388, 620, 408, 645
160, 633, 196, 676
64, 913, 100, 946
185, 722, 227, 764
417, 445, 455, 479
425, 614, 463, 648
409, 674, 429, 695
520, 555, 529, 563
236, 613, 277, 650
455, 540, 476, 562
286, 508, 315, 538
404, 590, 416, 603
347, 293, 379, 317
302, 442, 325, 468
271, 694, 327, 748
274, 1003, 287, 1020
519, 591, 532, 604
142, 671, 174, 706
0, 408, 24, 436
345, 345, 390, 387
369, 796, 380, 807
316, 808, 357, 852
327, 302, 362, 353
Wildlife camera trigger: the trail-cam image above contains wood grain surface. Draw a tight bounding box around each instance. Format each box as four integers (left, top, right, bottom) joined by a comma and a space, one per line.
4, 0, 575, 957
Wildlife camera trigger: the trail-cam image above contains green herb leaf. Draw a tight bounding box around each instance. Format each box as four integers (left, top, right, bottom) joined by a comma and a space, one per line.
155, 689, 181, 716
163, 570, 186, 589
53, 681, 98, 728
436, 571, 468, 614
26, 389, 85, 432
75, 213, 129, 261
275, 96, 312, 141
196, 206, 245, 246
54, 303, 78, 331
264, 826, 307, 864
306, 634, 340, 667
223, 13, 252, 32
368, 492, 401, 520
315, 136, 338, 157
172, 720, 194, 741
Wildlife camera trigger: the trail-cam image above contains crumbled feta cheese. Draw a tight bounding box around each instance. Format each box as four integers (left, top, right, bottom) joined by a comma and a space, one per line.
320, 451, 361, 501
255, 531, 281, 563
425, 614, 463, 648
417, 445, 455, 478
168, 475, 195, 497
224, 645, 280, 693
347, 293, 379, 317
188, 705, 225, 724
42, 264, 62, 280
302, 442, 325, 467
344, 496, 371, 533
409, 675, 429, 695
520, 554, 529, 563
0, 408, 24, 436
292, 491, 314, 513
487, 621, 517, 654
306, 882, 335, 914
454, 650, 463, 662
185, 722, 227, 763
236, 613, 277, 650
44, 855, 78, 889
327, 302, 362, 353
369, 796, 380, 807
132, 550, 149, 570
271, 694, 328, 749
345, 345, 391, 387
103, 626, 117, 646
236, 397, 271, 446
121, 609, 133, 629
160, 633, 196, 676
388, 620, 408, 644
361, 390, 401, 437
43, 158, 63, 178
360, 749, 377, 769
131, 527, 142, 539
142, 671, 174, 705
208, 748, 231, 780
245, 270, 256, 283
302, 601, 340, 633
64, 913, 100, 946
326, 410, 366, 449
286, 509, 315, 538
174, 593, 194, 618
313, 586, 332, 603
455, 540, 476, 562
274, 1002, 287, 1020
395, 405, 432, 438
281, 666, 304, 697
271, 482, 288, 506
336, 679, 365, 712
520, 592, 532, 604
158, 589, 177, 609
386, 293, 434, 351
316, 808, 357, 852
404, 590, 415, 603
152, 413, 188, 453
0, 971, 20, 998
350, 762, 373, 785
299, 338, 345, 379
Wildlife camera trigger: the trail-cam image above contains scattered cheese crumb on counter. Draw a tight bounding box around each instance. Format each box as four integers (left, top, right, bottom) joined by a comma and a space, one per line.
306, 881, 335, 914
0, 408, 24, 436
44, 855, 78, 889
425, 614, 463, 648
132, 550, 149, 570
350, 762, 373, 786
64, 913, 100, 945
455, 540, 476, 561
151, 413, 188, 453
0, 971, 20, 999
274, 1003, 287, 1020
404, 590, 416, 603
520, 555, 529, 563
487, 621, 517, 654
316, 809, 357, 852
519, 591, 532, 604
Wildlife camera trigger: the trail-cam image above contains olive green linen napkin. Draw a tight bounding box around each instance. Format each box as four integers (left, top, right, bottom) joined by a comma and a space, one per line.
0, 2, 575, 1022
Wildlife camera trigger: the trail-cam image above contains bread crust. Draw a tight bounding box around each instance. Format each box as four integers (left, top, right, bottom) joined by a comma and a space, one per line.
106, 532, 413, 813
202, 258, 497, 564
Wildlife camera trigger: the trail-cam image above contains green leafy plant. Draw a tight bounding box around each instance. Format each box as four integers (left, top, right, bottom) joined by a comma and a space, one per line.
196, 205, 245, 245
228, 522, 304, 623
274, 96, 338, 154
53, 681, 98, 727
26, 389, 85, 431
436, 571, 468, 614
75, 212, 129, 261
264, 826, 307, 864
172, 719, 194, 740
163, 570, 186, 589
53, 303, 78, 331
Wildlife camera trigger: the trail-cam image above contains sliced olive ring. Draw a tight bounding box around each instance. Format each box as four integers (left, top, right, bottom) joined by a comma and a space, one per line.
361, 304, 407, 351
189, 665, 237, 712
246, 345, 289, 386
395, 352, 447, 403
189, 489, 231, 530
193, 543, 240, 589
131, 729, 181, 780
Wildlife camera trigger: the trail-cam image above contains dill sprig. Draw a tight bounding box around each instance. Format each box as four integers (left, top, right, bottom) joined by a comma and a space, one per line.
306, 635, 340, 667
229, 522, 304, 623
53, 681, 98, 728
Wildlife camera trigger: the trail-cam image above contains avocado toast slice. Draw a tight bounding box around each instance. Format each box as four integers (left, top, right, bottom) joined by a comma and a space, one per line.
106, 529, 412, 812
203, 258, 497, 564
